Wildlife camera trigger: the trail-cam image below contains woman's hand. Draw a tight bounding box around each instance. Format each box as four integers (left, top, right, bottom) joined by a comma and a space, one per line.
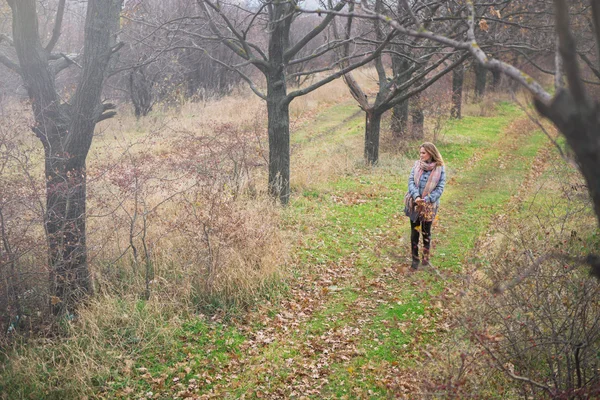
415, 197, 425, 205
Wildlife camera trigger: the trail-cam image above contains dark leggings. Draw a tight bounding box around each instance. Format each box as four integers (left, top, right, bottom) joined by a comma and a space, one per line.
410, 219, 432, 261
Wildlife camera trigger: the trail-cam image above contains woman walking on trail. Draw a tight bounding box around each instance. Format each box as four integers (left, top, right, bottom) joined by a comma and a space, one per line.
404, 142, 446, 270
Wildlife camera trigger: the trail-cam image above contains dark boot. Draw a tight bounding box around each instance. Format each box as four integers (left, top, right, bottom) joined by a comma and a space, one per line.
411, 259, 420, 270
410, 220, 420, 269
422, 248, 431, 268
422, 221, 433, 268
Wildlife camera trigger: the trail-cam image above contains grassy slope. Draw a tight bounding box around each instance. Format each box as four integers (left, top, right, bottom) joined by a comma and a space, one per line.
0, 101, 554, 399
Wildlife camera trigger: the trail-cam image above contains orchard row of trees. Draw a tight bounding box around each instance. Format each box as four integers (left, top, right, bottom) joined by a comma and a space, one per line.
1, 0, 599, 317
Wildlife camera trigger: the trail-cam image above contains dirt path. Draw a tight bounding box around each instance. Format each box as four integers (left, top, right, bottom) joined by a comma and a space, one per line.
187, 105, 550, 399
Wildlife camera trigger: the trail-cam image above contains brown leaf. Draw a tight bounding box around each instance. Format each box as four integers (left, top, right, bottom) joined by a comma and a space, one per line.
479, 19, 489, 32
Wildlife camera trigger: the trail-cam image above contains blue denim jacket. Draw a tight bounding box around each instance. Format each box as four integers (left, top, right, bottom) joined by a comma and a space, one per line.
408, 165, 446, 203
405, 164, 446, 222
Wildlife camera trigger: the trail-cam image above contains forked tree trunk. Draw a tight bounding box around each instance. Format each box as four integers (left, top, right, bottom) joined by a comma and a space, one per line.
364, 110, 382, 164
8, 0, 122, 315
451, 66, 464, 119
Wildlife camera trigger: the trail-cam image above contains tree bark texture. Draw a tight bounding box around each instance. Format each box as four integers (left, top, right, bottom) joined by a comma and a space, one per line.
267, 75, 291, 204
491, 68, 502, 91
266, 1, 293, 205
451, 66, 464, 119
9, 0, 122, 314
391, 100, 409, 138
390, 42, 411, 139
364, 111, 382, 165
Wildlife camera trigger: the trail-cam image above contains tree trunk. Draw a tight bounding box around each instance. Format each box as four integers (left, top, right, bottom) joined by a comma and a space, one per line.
364, 110, 382, 165
391, 55, 410, 138
451, 66, 464, 119
46, 156, 90, 314
266, 72, 290, 205
411, 93, 424, 140
9, 0, 122, 315
129, 67, 153, 119
391, 100, 409, 139
264, 0, 293, 205
491, 68, 502, 91
474, 62, 487, 99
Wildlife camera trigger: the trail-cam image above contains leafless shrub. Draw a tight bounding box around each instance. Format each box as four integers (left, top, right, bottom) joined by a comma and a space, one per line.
462, 166, 600, 398
420, 159, 600, 398
85, 115, 283, 315
0, 109, 47, 339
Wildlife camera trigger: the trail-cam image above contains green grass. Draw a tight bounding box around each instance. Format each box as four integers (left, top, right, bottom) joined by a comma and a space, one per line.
1, 99, 566, 399
188, 99, 548, 398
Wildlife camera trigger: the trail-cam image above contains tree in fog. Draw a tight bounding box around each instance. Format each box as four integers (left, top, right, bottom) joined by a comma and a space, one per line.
332, 0, 466, 164
115, 0, 245, 118
196, 0, 393, 204
0, 0, 123, 314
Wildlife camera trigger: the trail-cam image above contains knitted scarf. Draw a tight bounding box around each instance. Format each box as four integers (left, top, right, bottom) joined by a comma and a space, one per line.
414, 160, 442, 198
404, 160, 443, 221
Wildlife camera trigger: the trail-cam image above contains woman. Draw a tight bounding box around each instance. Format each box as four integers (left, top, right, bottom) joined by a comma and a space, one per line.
404, 142, 446, 270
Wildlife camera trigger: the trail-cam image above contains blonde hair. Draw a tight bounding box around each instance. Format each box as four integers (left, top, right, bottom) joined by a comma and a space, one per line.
421, 142, 444, 166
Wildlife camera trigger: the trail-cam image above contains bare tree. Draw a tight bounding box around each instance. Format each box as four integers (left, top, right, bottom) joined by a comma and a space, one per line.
315, 0, 600, 237
332, 0, 466, 164
0, 0, 123, 315
196, 0, 393, 204
113, 0, 245, 116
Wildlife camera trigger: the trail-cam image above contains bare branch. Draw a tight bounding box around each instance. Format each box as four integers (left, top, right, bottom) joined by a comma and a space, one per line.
511, 94, 571, 163
578, 52, 600, 80
199, 0, 265, 65
399, 0, 419, 27
492, 252, 594, 294
199, 48, 266, 100
373, 0, 386, 89
554, 0, 587, 106
288, 38, 354, 66
90, 102, 118, 124
51, 53, 82, 75
0, 53, 21, 74
383, 51, 455, 105
45, 0, 66, 53
286, 30, 395, 102
0, 34, 14, 46
384, 52, 469, 111
299, 5, 553, 104
284, 0, 348, 62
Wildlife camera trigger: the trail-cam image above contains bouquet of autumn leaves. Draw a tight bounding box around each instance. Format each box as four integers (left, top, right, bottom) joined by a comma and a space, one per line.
415, 198, 435, 222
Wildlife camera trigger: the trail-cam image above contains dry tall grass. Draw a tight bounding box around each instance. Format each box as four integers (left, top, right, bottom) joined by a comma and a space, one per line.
1, 70, 378, 397
1, 66, 470, 398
